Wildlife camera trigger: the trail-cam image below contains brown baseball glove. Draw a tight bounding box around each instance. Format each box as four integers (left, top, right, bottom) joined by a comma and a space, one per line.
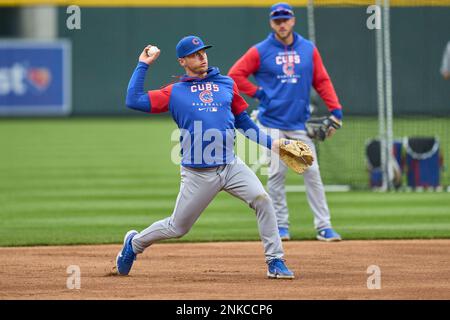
277, 138, 314, 174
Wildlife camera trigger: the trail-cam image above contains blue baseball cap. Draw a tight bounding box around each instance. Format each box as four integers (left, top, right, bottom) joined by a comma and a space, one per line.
176, 35, 212, 58
270, 2, 295, 20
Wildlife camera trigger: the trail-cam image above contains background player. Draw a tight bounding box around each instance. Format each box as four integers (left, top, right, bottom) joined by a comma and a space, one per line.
229, 2, 343, 241
116, 35, 295, 279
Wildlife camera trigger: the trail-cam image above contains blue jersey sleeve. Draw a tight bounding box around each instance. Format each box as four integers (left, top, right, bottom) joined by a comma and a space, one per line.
331, 109, 343, 120
125, 62, 151, 113
234, 111, 272, 149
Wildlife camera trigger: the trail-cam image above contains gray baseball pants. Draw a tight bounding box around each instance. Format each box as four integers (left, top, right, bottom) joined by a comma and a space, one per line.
259, 124, 332, 231
131, 157, 284, 262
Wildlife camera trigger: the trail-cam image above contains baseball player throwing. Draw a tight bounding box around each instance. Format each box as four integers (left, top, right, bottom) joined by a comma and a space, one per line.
116, 35, 296, 279
229, 2, 343, 241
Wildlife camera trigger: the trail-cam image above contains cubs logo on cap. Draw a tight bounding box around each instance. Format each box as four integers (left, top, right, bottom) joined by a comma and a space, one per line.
270, 2, 295, 20
176, 35, 213, 58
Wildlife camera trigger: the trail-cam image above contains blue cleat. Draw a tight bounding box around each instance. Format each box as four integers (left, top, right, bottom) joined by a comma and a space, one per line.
267, 259, 295, 279
278, 227, 290, 241
316, 228, 342, 242
116, 230, 138, 275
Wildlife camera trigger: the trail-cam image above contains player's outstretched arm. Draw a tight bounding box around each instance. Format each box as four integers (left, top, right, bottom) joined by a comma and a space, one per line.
125, 46, 161, 113
234, 111, 273, 150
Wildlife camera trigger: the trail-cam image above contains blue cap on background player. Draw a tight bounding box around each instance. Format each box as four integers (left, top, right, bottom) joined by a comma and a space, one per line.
176, 36, 213, 58
270, 2, 295, 20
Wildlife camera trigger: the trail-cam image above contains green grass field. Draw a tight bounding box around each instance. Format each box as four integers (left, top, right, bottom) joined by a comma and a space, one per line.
1, 117, 449, 246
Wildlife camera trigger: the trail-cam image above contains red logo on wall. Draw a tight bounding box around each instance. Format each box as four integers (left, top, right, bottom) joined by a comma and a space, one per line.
27, 68, 51, 91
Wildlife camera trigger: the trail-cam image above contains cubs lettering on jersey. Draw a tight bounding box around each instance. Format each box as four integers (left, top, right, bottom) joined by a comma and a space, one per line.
275, 52, 300, 65
190, 83, 220, 92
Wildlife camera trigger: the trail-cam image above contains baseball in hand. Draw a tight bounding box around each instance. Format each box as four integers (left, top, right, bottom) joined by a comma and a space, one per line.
147, 46, 159, 56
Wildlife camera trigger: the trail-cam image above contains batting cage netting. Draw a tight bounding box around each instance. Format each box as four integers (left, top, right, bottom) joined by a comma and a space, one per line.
287, 0, 450, 190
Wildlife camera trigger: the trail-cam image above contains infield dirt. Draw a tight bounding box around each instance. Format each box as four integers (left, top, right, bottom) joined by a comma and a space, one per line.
1, 240, 449, 300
